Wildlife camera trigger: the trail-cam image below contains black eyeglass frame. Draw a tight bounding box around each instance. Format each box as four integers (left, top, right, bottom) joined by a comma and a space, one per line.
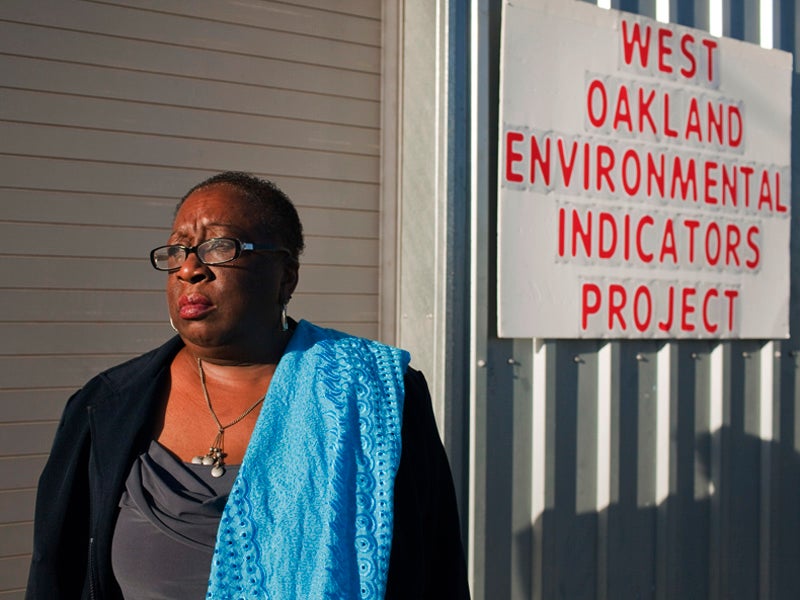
149, 237, 290, 272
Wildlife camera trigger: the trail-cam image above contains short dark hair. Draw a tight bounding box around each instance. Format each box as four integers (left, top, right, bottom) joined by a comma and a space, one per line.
177, 171, 305, 261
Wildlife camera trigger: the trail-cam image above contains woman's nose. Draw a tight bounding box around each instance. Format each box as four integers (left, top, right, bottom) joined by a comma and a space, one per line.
176, 252, 210, 283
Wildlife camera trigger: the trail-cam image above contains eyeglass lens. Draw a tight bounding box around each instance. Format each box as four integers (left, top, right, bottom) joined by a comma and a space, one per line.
152, 238, 240, 270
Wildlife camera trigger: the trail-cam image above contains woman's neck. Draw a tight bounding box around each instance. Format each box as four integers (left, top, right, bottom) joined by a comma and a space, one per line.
182, 327, 294, 368
178, 346, 279, 386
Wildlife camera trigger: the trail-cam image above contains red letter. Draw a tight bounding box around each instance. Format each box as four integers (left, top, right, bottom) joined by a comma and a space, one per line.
609, 284, 627, 330
597, 145, 616, 192
621, 20, 652, 68
683, 219, 700, 262
636, 215, 655, 262
663, 92, 679, 138
758, 170, 774, 211
658, 285, 675, 331
613, 85, 634, 132
621, 149, 641, 196
728, 105, 743, 148
633, 285, 652, 332
557, 138, 579, 187
679, 34, 697, 78
572, 209, 592, 258
702, 38, 718, 83
705, 222, 721, 266
530, 135, 551, 186
707, 102, 724, 145
740, 166, 754, 208
723, 289, 739, 331
775, 171, 788, 213
702, 288, 719, 333
685, 97, 702, 141
587, 79, 608, 128
505, 131, 524, 183
583, 142, 591, 191
704, 160, 719, 205
659, 218, 678, 264
638, 87, 657, 134
671, 156, 698, 201
681, 287, 697, 332
657, 28, 674, 74
582, 283, 602, 330
745, 225, 760, 269
725, 224, 741, 266
598, 211, 617, 259
623, 213, 631, 260
647, 152, 665, 197
721, 163, 738, 207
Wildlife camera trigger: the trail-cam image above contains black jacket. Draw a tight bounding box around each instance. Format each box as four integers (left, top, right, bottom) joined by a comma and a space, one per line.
26, 336, 469, 599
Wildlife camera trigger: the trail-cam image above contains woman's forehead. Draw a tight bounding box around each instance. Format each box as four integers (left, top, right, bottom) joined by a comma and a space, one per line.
176, 187, 252, 221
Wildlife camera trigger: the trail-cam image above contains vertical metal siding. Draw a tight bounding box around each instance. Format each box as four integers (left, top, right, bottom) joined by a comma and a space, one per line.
470, 1, 800, 599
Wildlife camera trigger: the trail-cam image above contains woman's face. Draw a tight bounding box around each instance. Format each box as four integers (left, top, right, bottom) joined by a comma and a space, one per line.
165, 184, 298, 359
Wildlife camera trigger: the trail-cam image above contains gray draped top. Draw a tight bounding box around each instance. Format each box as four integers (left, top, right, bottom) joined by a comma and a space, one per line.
111, 441, 239, 599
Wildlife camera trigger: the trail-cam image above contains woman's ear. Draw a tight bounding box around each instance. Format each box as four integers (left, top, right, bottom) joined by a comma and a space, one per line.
280, 259, 299, 304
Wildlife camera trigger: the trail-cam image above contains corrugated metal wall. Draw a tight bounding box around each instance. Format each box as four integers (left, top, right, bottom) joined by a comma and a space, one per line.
0, 1, 382, 595
468, 0, 800, 599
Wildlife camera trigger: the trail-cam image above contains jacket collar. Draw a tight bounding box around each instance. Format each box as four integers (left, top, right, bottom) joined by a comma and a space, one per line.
88, 336, 184, 487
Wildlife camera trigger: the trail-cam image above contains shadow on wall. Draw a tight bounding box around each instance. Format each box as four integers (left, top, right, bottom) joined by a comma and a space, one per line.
478, 334, 800, 600
515, 429, 800, 600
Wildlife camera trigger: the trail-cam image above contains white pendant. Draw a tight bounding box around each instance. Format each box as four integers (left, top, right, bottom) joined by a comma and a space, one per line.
191, 456, 203, 465
202, 456, 214, 466
211, 464, 225, 478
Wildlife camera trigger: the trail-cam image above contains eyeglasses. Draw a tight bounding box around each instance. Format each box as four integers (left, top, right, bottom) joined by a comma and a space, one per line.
150, 237, 290, 271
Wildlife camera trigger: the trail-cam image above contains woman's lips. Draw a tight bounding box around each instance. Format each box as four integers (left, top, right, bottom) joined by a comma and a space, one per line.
178, 294, 214, 319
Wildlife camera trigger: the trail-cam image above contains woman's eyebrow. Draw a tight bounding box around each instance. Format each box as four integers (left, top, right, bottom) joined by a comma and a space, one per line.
169, 222, 248, 238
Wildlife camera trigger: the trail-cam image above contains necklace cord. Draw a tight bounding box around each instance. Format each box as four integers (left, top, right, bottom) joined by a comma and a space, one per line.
194, 357, 266, 476
197, 358, 266, 431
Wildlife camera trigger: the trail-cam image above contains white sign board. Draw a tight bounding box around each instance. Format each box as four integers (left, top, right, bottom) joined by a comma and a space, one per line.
497, 0, 792, 339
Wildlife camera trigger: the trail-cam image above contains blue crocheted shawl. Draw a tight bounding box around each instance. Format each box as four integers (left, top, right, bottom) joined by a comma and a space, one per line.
206, 320, 410, 599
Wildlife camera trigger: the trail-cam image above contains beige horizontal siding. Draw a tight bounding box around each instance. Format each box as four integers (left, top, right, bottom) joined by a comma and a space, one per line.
0, 56, 378, 123
0, 158, 380, 211
0, 222, 166, 259
0, 390, 75, 422
0, 556, 29, 593
0, 257, 168, 290
0, 426, 59, 461
0, 123, 380, 182
0, 89, 380, 156
0, 458, 48, 491
0, 188, 175, 227
0, 524, 31, 559
0, 491, 34, 524
0, 0, 379, 70
0, 356, 144, 390
105, 0, 381, 43
0, 324, 175, 356
0, 292, 167, 323
0, 0, 383, 592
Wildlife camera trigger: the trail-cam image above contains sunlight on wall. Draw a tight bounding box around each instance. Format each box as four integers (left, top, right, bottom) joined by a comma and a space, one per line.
760, 0, 773, 48
595, 0, 772, 48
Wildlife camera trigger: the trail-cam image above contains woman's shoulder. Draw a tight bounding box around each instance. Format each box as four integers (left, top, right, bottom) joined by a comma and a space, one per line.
399, 367, 445, 465
402, 367, 434, 418
64, 336, 182, 412
96, 335, 183, 386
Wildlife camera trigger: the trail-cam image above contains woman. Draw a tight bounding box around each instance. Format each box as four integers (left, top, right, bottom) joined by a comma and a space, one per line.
27, 172, 469, 599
